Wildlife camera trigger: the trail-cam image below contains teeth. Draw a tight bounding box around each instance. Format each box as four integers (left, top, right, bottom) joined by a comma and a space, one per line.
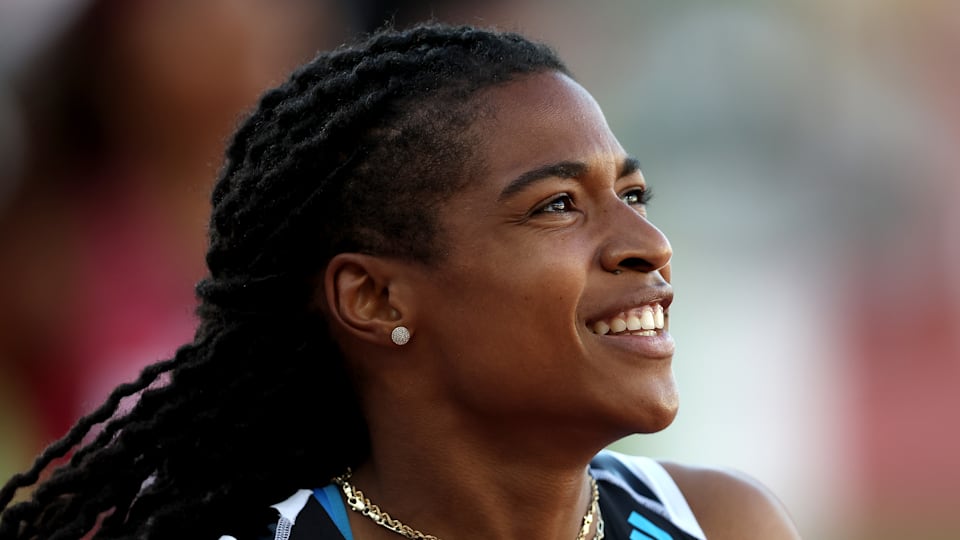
640, 306, 655, 330
609, 316, 627, 333
591, 303, 665, 335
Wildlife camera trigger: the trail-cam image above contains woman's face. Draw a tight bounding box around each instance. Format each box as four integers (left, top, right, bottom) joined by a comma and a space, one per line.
408, 71, 677, 439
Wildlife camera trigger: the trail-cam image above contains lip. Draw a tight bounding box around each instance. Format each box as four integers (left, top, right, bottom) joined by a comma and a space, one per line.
583, 285, 675, 359
584, 286, 674, 327
593, 330, 676, 359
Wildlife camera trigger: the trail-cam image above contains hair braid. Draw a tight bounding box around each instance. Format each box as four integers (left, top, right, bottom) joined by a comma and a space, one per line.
0, 23, 567, 539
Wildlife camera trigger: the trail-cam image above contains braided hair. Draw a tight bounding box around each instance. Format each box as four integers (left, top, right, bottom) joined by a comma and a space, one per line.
0, 23, 567, 540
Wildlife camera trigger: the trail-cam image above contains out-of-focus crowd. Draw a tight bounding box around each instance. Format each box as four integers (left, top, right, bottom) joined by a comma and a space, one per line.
0, 0, 332, 471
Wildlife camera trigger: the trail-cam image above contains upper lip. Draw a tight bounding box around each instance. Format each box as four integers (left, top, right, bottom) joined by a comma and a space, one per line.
584, 286, 673, 326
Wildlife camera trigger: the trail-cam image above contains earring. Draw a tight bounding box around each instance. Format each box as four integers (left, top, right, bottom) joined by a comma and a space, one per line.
391, 326, 411, 346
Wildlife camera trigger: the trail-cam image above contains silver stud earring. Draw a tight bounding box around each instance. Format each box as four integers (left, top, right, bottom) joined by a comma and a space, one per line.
391, 326, 411, 346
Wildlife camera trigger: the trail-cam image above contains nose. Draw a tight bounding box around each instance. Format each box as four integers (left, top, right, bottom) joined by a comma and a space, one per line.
598, 204, 672, 276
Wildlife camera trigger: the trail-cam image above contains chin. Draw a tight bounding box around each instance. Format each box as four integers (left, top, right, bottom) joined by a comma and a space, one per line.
627, 383, 680, 435
638, 404, 679, 434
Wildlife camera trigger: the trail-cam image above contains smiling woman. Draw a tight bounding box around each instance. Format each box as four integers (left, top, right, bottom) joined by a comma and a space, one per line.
0, 23, 801, 540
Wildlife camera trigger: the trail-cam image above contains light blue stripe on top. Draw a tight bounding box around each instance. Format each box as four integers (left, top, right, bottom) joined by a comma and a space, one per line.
314, 484, 354, 540
628, 510, 672, 540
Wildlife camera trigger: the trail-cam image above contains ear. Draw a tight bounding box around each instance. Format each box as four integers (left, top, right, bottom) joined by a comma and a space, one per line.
323, 253, 409, 346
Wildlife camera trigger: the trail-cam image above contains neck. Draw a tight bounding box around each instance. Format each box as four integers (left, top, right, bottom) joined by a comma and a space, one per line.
348, 400, 609, 540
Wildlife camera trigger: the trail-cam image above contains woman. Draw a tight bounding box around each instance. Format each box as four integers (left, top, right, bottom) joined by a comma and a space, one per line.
0, 24, 801, 539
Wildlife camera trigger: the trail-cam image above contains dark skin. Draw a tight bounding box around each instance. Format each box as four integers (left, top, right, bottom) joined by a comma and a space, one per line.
323, 72, 801, 539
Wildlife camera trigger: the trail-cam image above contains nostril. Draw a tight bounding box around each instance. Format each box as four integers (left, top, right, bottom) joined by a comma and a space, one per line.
618, 257, 651, 272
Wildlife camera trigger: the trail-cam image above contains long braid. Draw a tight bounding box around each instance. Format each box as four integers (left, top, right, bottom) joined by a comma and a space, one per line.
0, 23, 567, 539
0, 355, 179, 510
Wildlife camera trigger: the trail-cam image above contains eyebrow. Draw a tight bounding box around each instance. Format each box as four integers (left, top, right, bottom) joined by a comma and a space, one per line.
498, 156, 642, 201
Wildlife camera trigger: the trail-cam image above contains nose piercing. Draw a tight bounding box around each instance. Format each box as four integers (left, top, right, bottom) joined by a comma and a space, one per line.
612, 269, 622, 275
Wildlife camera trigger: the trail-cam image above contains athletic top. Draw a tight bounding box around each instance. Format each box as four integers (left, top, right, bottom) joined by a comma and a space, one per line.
219, 449, 707, 539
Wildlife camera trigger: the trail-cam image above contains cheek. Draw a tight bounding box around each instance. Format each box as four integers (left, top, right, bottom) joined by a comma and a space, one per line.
428, 244, 589, 364
426, 271, 586, 415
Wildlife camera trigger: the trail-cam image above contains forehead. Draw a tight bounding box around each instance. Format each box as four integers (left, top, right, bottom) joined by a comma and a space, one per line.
471, 71, 624, 181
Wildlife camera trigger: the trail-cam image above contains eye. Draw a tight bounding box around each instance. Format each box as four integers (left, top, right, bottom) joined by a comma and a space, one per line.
620, 187, 652, 207
535, 194, 576, 214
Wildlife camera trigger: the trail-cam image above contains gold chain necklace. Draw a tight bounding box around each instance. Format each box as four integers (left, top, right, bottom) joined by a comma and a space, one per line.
334, 469, 605, 540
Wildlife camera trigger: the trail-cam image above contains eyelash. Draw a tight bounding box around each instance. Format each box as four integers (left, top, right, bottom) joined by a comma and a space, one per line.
533, 188, 652, 215
621, 187, 653, 207
536, 194, 576, 214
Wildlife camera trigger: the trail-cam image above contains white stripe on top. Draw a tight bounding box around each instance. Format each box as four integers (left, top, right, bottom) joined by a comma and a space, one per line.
614, 453, 707, 540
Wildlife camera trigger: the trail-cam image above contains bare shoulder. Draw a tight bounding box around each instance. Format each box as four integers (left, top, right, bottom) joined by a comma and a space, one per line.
658, 460, 802, 540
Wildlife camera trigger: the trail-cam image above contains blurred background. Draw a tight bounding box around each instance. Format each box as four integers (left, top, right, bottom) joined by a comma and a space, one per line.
1, 0, 957, 538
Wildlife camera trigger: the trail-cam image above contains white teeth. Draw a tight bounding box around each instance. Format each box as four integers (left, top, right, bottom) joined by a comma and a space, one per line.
640, 306, 655, 330
591, 303, 666, 335
609, 316, 627, 333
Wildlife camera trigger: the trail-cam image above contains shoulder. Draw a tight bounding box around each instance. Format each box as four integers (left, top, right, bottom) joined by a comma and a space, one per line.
658, 460, 802, 540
